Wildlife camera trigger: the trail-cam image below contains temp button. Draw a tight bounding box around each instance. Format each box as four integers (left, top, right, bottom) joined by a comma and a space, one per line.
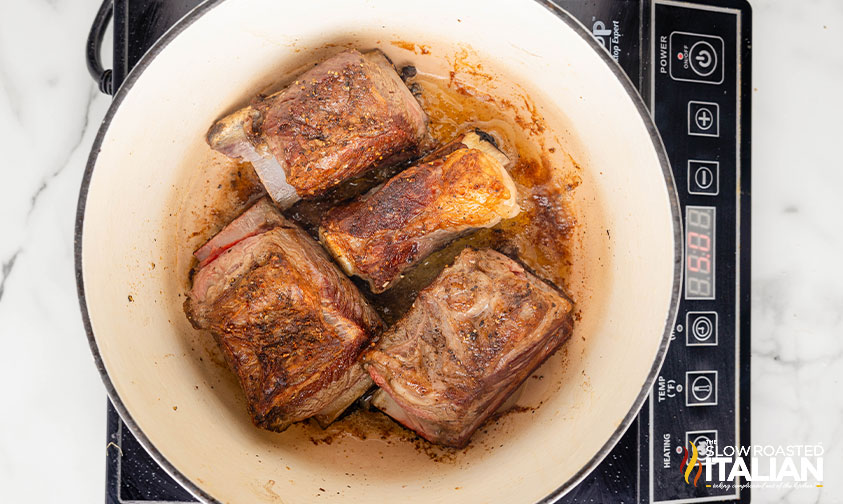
685, 370, 718, 407
670, 31, 724, 85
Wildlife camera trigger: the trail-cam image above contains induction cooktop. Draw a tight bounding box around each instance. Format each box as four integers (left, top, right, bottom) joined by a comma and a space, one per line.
88, 1, 751, 502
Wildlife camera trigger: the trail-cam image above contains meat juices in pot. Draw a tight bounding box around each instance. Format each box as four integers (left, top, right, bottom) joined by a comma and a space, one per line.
183, 47, 578, 447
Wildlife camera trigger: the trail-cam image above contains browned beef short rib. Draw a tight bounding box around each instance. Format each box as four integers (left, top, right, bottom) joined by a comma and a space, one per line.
185, 198, 383, 431
363, 248, 573, 447
319, 131, 520, 293
206, 49, 429, 208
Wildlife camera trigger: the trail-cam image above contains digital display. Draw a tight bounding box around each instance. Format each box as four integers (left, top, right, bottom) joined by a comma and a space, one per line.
685, 206, 716, 299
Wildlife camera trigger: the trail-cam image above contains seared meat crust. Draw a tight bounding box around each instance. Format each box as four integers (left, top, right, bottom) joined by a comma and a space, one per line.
207, 49, 428, 207
363, 248, 573, 447
320, 131, 519, 293
186, 198, 383, 431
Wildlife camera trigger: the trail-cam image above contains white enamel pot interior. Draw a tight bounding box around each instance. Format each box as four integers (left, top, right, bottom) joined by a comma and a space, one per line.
77, 0, 681, 502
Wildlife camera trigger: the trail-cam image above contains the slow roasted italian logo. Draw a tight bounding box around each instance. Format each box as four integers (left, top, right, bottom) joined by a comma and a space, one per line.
680, 442, 703, 487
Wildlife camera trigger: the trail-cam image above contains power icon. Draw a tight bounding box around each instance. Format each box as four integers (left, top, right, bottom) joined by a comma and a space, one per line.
670, 32, 724, 84
689, 41, 718, 77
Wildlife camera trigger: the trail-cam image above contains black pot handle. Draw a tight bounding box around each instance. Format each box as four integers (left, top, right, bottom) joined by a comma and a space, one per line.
86, 0, 114, 95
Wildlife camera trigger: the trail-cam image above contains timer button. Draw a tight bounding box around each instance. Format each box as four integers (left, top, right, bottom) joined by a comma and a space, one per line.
686, 311, 718, 346
686, 370, 718, 407
669, 31, 724, 85
688, 160, 719, 196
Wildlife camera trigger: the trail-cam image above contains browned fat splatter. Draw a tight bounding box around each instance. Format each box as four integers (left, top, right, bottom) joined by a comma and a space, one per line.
521, 96, 547, 135
179, 158, 266, 264
450, 47, 494, 83
300, 409, 466, 462
410, 73, 580, 291
443, 46, 548, 137
488, 405, 535, 421
262, 479, 280, 499
444, 74, 547, 138
390, 40, 431, 55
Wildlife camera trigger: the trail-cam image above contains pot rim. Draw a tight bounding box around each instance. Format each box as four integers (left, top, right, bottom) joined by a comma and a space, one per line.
74, 1, 682, 502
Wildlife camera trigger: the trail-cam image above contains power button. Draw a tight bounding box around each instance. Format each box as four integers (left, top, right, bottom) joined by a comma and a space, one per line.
669, 31, 724, 85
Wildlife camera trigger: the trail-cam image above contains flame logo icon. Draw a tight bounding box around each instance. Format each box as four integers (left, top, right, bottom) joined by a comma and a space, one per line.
680, 442, 703, 486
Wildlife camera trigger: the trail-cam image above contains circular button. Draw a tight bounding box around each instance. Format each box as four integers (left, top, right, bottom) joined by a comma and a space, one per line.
691, 316, 713, 341
694, 167, 714, 190
689, 41, 718, 77
692, 435, 714, 459
695, 107, 714, 130
691, 376, 713, 402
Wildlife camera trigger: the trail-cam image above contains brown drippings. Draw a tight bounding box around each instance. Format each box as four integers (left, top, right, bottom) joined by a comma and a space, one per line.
303, 408, 465, 463
368, 74, 579, 321
488, 404, 535, 421
176, 52, 582, 456
179, 158, 266, 254
390, 40, 431, 55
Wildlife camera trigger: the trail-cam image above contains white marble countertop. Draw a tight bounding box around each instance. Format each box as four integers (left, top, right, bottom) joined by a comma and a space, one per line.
0, 0, 840, 502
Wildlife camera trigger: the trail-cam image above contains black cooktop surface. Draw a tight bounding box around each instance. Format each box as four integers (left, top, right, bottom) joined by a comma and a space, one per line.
103, 1, 751, 502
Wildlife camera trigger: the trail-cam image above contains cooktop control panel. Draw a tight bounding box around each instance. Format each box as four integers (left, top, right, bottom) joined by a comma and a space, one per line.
646, 1, 750, 503
105, 1, 750, 503
550, 0, 751, 501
